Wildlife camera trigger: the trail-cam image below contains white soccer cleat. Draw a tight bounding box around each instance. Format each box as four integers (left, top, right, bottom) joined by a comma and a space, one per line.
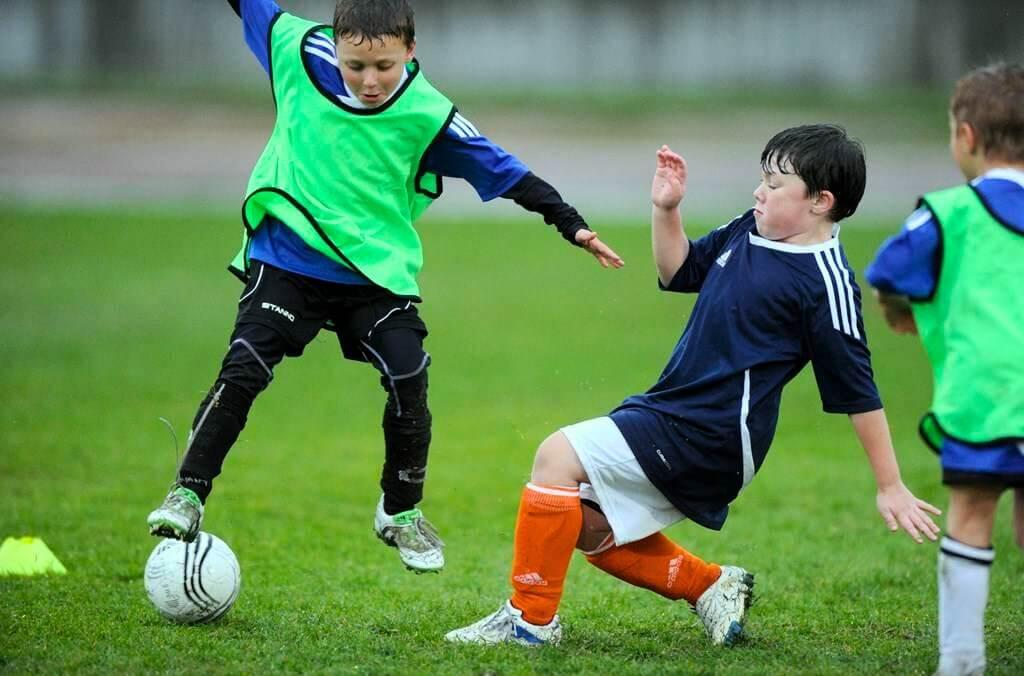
695, 565, 755, 646
147, 485, 204, 542
445, 600, 562, 646
373, 496, 444, 573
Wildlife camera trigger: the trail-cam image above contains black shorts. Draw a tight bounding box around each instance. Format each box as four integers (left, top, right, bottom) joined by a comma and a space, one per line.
235, 261, 428, 368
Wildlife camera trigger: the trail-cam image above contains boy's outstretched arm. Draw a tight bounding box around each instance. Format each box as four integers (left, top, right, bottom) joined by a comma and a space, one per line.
502, 173, 623, 268
651, 145, 690, 285
850, 408, 941, 543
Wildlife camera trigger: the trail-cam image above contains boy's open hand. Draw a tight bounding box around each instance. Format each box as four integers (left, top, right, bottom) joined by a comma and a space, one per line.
652, 145, 687, 210
876, 481, 942, 543
575, 229, 624, 268
874, 290, 918, 335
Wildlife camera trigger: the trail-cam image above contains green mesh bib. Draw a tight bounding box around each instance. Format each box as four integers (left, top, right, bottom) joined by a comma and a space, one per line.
912, 184, 1024, 448
230, 13, 455, 298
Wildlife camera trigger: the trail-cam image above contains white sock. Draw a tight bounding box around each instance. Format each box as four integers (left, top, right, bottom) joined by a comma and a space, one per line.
937, 536, 993, 675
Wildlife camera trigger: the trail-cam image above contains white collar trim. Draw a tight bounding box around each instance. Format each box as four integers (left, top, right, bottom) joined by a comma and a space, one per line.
748, 225, 841, 254
974, 168, 1024, 190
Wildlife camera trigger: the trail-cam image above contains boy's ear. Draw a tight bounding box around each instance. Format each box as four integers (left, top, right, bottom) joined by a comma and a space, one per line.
405, 40, 416, 61
812, 189, 836, 216
956, 121, 979, 154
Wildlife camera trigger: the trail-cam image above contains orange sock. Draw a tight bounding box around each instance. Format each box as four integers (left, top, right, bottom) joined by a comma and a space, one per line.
509, 483, 582, 625
585, 532, 721, 604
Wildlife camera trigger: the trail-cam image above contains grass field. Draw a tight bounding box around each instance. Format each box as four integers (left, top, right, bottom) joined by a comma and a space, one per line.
1, 207, 1021, 674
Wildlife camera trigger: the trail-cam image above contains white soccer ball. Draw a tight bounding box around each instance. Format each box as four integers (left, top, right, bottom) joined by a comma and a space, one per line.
144, 532, 241, 624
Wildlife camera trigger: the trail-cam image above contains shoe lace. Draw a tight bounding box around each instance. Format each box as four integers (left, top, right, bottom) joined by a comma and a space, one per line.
390, 513, 444, 552
165, 487, 201, 514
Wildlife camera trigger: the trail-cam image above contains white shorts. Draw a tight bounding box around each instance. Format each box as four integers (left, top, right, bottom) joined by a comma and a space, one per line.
561, 416, 686, 546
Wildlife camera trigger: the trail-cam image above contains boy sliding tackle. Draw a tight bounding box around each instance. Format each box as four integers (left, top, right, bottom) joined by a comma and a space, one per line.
867, 62, 1024, 676
146, 0, 622, 574
447, 126, 940, 646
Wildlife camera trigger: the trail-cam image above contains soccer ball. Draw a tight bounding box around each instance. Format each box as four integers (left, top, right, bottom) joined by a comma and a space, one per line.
144, 532, 241, 624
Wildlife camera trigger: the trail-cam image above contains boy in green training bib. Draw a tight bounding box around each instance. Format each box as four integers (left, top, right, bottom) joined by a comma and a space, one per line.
147, 0, 623, 574
867, 62, 1024, 676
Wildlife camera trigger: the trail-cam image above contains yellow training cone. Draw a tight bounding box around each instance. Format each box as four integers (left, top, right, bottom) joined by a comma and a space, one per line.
0, 536, 68, 576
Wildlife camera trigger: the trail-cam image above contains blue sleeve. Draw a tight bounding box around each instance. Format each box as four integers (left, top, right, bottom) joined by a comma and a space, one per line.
864, 207, 941, 299
661, 213, 748, 293
421, 113, 529, 201
806, 276, 883, 414
239, 0, 282, 76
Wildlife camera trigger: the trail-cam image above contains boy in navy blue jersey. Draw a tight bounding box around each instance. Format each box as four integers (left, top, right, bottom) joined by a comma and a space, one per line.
446, 125, 941, 647
866, 63, 1024, 676
146, 0, 623, 574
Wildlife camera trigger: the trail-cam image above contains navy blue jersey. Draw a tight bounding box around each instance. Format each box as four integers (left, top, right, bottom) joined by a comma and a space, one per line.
237, 0, 529, 284
611, 211, 882, 530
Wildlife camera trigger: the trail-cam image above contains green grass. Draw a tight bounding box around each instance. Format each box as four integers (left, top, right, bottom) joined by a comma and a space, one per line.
1, 207, 1021, 674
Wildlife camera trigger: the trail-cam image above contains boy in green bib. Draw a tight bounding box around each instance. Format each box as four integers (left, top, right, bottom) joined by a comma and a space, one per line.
867, 63, 1024, 676
147, 0, 623, 574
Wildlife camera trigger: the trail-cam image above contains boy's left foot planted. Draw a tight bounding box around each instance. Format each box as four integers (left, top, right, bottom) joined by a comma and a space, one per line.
445, 600, 562, 646
373, 496, 444, 573
694, 565, 755, 646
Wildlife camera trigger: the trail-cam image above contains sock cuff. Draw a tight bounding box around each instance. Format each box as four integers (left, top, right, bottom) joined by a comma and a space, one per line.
523, 482, 580, 509
940, 536, 995, 565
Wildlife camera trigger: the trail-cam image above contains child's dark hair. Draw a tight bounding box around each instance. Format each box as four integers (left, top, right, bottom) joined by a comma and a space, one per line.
951, 62, 1024, 163
334, 0, 415, 48
760, 124, 866, 223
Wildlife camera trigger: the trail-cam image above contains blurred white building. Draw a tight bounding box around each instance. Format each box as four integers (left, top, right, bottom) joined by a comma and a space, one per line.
2, 0, 1022, 91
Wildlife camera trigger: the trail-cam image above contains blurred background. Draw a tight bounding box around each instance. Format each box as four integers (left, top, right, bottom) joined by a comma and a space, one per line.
2, 0, 1023, 220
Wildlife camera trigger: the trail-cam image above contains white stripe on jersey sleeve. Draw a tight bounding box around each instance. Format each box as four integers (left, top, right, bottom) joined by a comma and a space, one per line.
304, 45, 338, 66
823, 249, 852, 335
449, 116, 475, 139
308, 34, 335, 52
905, 207, 932, 231
453, 113, 480, 137
829, 248, 861, 340
813, 251, 841, 332
447, 120, 469, 138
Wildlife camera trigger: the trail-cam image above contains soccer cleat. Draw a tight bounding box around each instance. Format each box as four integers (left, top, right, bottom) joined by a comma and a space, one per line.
445, 600, 562, 646
694, 565, 755, 646
373, 496, 444, 573
147, 485, 204, 542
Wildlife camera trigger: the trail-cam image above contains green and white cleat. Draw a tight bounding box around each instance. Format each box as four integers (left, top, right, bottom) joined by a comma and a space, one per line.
695, 565, 755, 646
445, 600, 562, 646
373, 496, 444, 573
147, 485, 204, 542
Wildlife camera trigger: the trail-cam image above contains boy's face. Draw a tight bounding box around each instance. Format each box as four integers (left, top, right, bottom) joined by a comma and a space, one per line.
336, 34, 415, 107
752, 161, 830, 241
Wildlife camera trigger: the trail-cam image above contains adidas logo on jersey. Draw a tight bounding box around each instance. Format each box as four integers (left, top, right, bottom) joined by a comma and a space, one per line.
513, 572, 548, 586
716, 249, 733, 268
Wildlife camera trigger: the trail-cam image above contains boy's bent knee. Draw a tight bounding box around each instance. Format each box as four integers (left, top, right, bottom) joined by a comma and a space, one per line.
531, 431, 588, 487
219, 323, 290, 398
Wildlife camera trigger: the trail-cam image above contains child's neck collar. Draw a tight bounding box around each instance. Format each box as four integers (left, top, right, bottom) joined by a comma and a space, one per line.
972, 166, 1024, 190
